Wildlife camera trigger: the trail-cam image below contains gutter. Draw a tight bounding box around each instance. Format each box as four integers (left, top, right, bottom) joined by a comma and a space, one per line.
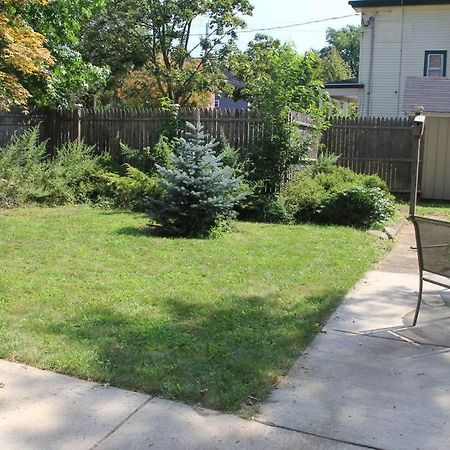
362, 16, 376, 116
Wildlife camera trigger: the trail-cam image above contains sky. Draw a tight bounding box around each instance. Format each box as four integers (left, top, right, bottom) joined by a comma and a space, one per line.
238, 0, 361, 52
192, 0, 361, 54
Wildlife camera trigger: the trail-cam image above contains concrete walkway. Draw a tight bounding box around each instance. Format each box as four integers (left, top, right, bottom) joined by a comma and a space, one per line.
1, 223, 449, 449
258, 223, 450, 450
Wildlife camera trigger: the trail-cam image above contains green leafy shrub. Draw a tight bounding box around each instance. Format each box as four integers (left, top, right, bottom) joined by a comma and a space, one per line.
119, 135, 173, 174
313, 167, 388, 193
256, 195, 288, 223
281, 173, 327, 223
218, 135, 256, 215
308, 152, 341, 176
280, 158, 394, 228
148, 122, 244, 237
101, 164, 162, 211
44, 140, 102, 204
320, 186, 395, 228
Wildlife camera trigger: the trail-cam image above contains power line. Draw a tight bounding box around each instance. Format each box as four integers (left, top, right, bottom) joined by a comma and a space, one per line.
190, 14, 359, 37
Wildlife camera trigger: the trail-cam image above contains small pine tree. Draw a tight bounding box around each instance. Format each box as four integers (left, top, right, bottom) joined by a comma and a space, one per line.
148, 121, 244, 237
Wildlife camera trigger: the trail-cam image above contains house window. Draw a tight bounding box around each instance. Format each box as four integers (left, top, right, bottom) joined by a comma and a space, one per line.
424, 51, 447, 77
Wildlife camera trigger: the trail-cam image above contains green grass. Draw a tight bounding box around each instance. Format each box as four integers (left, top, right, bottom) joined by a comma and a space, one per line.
0, 206, 387, 412
396, 200, 450, 221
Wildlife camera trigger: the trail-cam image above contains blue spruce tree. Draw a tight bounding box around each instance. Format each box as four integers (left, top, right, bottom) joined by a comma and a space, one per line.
148, 121, 244, 237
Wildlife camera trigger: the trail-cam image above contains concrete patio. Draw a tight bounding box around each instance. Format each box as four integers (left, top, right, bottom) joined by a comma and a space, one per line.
258, 223, 450, 450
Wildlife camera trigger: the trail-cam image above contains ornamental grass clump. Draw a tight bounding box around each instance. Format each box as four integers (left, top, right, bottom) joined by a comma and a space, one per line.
148, 121, 244, 237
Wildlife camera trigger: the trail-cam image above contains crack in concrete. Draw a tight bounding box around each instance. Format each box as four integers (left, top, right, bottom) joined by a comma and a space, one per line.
89, 396, 153, 449
329, 327, 450, 349
253, 417, 384, 450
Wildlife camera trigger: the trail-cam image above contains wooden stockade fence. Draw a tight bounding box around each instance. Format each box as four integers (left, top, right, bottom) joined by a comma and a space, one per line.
0, 108, 312, 160
321, 117, 415, 193
0, 110, 47, 148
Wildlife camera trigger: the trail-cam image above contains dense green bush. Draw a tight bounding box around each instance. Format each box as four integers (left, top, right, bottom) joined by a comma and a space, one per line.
0, 128, 102, 208
148, 122, 244, 237
282, 173, 327, 223
119, 135, 173, 174
280, 157, 395, 228
44, 140, 102, 204
320, 186, 395, 228
101, 164, 162, 211
0, 128, 48, 206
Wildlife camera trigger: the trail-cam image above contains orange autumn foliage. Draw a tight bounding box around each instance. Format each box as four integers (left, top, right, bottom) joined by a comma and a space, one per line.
0, 0, 54, 110
117, 62, 215, 108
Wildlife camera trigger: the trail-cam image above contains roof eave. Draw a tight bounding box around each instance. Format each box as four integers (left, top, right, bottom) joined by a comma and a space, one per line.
350, 0, 450, 8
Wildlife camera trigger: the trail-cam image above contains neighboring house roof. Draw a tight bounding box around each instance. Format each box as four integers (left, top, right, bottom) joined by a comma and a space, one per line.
325, 78, 365, 89
350, 0, 450, 7
404, 76, 450, 113
222, 69, 245, 90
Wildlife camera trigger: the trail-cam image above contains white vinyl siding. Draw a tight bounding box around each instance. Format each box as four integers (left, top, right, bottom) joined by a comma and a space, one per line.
357, 5, 450, 117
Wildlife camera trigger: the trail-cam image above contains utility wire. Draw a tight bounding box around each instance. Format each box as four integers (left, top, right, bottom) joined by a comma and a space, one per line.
190, 14, 359, 36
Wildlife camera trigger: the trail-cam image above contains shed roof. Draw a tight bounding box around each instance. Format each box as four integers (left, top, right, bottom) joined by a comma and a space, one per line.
403, 76, 450, 113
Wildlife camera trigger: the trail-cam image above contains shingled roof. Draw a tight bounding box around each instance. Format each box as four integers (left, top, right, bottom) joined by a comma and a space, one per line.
403, 77, 450, 113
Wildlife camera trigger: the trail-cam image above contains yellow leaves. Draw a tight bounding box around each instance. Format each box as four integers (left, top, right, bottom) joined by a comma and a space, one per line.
2, 0, 48, 6
1, 14, 54, 75
0, 72, 29, 111
0, 9, 54, 110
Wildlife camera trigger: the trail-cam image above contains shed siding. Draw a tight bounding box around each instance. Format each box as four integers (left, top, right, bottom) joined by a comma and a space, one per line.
358, 5, 450, 117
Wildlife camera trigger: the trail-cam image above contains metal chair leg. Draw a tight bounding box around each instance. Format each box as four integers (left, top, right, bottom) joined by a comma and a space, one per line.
413, 275, 423, 326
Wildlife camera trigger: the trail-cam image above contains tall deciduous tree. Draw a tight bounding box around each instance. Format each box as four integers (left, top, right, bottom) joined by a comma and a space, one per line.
318, 47, 353, 83
231, 35, 324, 114
22, 0, 109, 108
229, 35, 327, 191
321, 25, 360, 76
80, 0, 253, 106
0, 0, 54, 110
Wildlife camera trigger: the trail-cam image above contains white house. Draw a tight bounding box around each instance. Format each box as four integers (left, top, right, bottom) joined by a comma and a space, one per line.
327, 0, 450, 199
327, 0, 450, 118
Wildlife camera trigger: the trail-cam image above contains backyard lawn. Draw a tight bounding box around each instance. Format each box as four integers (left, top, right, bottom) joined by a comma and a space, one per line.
0, 206, 388, 411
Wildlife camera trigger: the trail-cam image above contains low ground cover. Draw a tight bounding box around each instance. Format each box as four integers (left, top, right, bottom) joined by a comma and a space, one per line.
0, 206, 387, 411
395, 201, 450, 222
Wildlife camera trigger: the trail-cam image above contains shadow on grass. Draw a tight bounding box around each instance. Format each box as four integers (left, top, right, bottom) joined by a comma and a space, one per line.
115, 225, 214, 240
115, 225, 153, 238
33, 289, 346, 412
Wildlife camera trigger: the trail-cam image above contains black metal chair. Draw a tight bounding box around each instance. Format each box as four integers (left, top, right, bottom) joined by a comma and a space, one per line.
410, 216, 450, 326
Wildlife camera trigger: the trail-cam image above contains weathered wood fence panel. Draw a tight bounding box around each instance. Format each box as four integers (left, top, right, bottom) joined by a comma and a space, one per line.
0, 110, 47, 147
321, 117, 415, 193
0, 108, 312, 162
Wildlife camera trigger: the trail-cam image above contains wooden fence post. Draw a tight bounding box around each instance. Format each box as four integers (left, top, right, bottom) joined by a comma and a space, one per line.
74, 104, 82, 141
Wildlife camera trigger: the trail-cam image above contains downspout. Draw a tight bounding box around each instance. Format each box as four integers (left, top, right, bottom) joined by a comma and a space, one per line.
363, 16, 375, 116
397, 0, 405, 116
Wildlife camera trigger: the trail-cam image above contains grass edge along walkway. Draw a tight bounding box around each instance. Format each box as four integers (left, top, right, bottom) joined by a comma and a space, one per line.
0, 205, 389, 412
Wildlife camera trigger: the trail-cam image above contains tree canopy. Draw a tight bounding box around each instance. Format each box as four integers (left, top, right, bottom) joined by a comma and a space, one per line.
318, 47, 353, 83
22, 0, 109, 108
80, 0, 253, 106
231, 34, 324, 114
0, 0, 54, 110
320, 25, 360, 76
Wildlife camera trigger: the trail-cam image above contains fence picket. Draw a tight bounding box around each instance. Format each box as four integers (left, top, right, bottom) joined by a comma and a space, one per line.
322, 116, 413, 193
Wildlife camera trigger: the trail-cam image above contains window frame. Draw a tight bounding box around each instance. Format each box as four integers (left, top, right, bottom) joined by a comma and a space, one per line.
424, 50, 447, 77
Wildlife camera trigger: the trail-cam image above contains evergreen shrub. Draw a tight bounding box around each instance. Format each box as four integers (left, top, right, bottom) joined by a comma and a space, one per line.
148, 122, 244, 237
0, 128, 102, 208
119, 135, 173, 174
101, 164, 162, 211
